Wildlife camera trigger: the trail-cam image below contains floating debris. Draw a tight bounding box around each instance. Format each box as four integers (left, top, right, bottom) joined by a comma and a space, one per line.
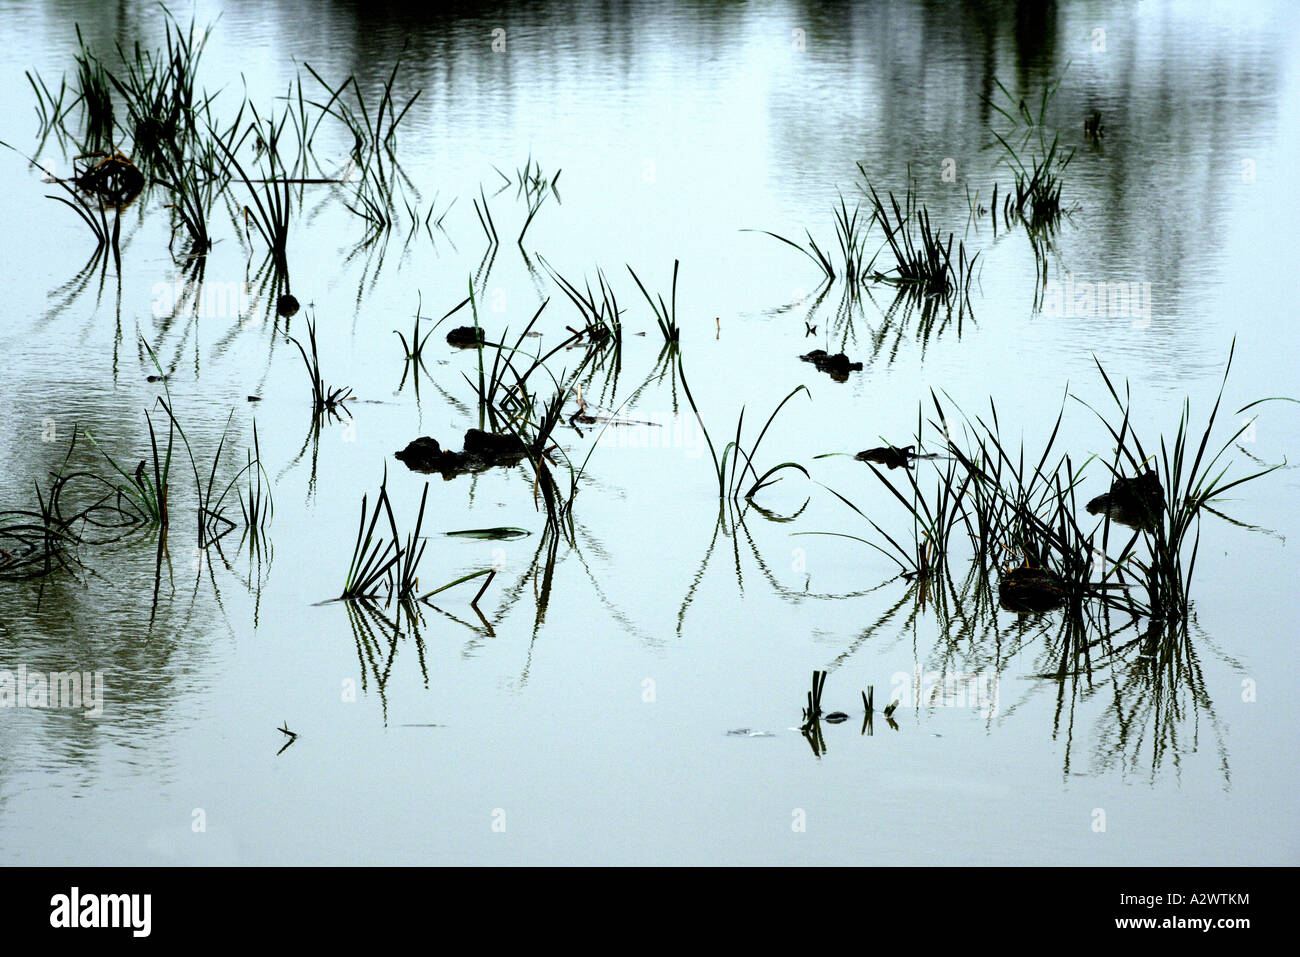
443, 527, 531, 541
824, 711, 849, 724
800, 349, 862, 381
276, 721, 298, 756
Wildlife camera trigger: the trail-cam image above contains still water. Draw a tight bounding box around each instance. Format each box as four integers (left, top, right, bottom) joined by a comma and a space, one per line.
0, 0, 1297, 864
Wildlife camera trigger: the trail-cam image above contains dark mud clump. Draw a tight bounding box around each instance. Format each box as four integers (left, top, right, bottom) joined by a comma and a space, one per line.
446, 326, 485, 348
462, 429, 527, 459
395, 429, 528, 478
1086, 469, 1164, 530
73, 152, 144, 206
855, 445, 917, 470
800, 350, 862, 381
395, 437, 458, 472
998, 566, 1067, 613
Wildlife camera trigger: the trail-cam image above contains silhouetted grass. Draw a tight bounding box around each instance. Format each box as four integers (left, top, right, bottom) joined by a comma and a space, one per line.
104, 11, 215, 167
677, 354, 810, 502
1079, 340, 1285, 620
340, 471, 431, 603
628, 259, 681, 344
214, 105, 293, 267
860, 169, 978, 300
289, 316, 353, 418
746, 194, 873, 287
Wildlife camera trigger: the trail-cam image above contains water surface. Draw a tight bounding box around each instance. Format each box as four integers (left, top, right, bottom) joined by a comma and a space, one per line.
1, 0, 1298, 864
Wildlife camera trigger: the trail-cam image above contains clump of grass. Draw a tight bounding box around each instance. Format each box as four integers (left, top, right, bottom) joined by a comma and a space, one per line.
339, 470, 429, 602
542, 258, 623, 351
304, 57, 420, 170
628, 259, 682, 344
800, 669, 828, 731
160, 403, 267, 548
509, 153, 561, 244
213, 105, 293, 268
85, 406, 173, 528
677, 354, 810, 502
1080, 341, 1285, 620
808, 446, 973, 586
105, 11, 215, 168
341, 473, 400, 601
984, 70, 1076, 236
860, 169, 978, 300
457, 313, 608, 542
747, 194, 874, 288
994, 133, 1074, 234
154, 101, 245, 254
937, 395, 1106, 609
72, 26, 115, 151
460, 283, 595, 438
345, 169, 396, 235
237, 422, 273, 552
289, 316, 353, 418
810, 345, 1285, 628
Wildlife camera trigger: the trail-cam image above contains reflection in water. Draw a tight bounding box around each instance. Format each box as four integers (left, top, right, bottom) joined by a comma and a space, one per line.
774, 281, 977, 369
344, 599, 427, 724
825, 564, 1234, 781
1078, 618, 1228, 784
